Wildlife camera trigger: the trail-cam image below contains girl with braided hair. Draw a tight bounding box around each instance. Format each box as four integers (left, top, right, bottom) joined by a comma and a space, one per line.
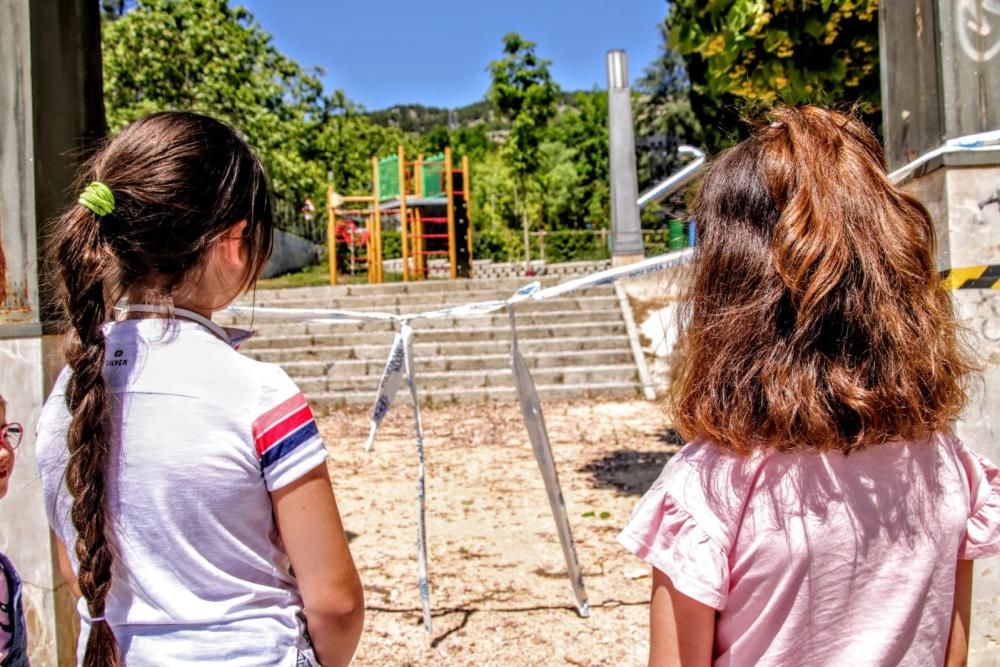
35, 112, 364, 666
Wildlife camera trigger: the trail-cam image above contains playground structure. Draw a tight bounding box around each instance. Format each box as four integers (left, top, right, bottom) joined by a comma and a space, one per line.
327, 146, 473, 284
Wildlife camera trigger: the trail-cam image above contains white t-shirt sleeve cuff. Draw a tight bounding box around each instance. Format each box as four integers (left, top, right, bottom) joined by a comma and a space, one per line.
263, 438, 328, 492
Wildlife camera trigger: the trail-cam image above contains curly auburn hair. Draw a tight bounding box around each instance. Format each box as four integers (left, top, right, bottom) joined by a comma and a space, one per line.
671, 105, 975, 455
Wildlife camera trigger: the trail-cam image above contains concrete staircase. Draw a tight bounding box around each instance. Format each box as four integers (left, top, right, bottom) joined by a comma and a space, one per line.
220, 278, 642, 411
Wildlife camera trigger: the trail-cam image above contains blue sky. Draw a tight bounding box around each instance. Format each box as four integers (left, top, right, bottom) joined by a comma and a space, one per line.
237, 0, 667, 110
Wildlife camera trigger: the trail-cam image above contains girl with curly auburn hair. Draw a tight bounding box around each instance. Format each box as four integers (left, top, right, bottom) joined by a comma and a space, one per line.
619, 106, 1000, 666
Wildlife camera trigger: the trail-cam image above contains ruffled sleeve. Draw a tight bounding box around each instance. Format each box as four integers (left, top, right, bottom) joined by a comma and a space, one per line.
617, 480, 730, 610
957, 446, 1000, 560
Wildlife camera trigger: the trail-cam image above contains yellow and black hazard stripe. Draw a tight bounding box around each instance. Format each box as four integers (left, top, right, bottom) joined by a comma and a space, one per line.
939, 265, 1000, 290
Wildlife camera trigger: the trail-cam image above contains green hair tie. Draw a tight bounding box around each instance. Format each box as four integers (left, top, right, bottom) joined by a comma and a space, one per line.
78, 181, 115, 217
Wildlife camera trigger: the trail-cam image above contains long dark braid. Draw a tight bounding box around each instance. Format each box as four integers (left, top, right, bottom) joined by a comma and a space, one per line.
55, 207, 119, 666
48, 111, 273, 666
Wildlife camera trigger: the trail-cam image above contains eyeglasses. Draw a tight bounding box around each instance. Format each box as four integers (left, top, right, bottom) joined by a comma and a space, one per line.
1, 423, 23, 451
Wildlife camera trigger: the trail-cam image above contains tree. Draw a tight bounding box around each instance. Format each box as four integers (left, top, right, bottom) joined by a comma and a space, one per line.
102, 0, 324, 202
548, 90, 611, 229
634, 23, 703, 197
102, 0, 370, 231
666, 0, 880, 150
488, 33, 559, 265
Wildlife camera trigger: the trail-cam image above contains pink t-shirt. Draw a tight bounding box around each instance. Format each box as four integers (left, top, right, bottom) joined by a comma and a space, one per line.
618, 432, 1000, 666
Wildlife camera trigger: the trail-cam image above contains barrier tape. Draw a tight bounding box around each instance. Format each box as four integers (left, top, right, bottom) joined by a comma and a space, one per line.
508, 305, 590, 617
229, 249, 693, 329
399, 322, 433, 633
231, 242, 996, 631
940, 265, 1000, 290
226, 248, 694, 631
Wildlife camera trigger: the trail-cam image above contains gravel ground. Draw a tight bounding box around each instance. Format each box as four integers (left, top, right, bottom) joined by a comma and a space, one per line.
318, 399, 682, 666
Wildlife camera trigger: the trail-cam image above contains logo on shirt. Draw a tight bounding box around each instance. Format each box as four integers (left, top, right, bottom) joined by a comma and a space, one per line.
106, 349, 129, 368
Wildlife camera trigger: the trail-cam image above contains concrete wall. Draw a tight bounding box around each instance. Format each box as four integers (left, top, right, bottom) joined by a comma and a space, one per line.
0, 1, 62, 662
880, 0, 1000, 170
0, 339, 74, 666
0, 0, 39, 320
0, 0, 103, 663
902, 160, 1000, 665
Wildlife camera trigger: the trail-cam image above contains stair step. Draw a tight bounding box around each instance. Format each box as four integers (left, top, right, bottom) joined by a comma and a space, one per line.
306, 381, 641, 411
248, 275, 591, 301
240, 321, 628, 350
296, 364, 638, 393
233, 278, 644, 403
242, 335, 632, 363
236, 294, 618, 314
253, 280, 534, 301
278, 349, 635, 378
217, 308, 624, 336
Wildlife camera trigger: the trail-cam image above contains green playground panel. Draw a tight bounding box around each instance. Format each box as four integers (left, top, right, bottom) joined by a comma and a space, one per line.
377, 153, 446, 200
422, 154, 445, 198
378, 156, 400, 201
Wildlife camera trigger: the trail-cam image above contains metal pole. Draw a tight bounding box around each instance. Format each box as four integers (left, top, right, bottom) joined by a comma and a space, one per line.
463, 154, 474, 277
372, 156, 383, 283
398, 145, 410, 281
445, 147, 458, 279
606, 50, 644, 264
327, 186, 337, 286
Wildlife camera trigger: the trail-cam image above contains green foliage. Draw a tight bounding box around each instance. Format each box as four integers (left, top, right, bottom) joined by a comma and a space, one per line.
103, 6, 706, 265
381, 230, 402, 260
546, 91, 611, 230
103, 0, 324, 204
666, 0, 880, 150
633, 23, 703, 195
101, 0, 407, 232
544, 230, 609, 263
470, 151, 516, 234
488, 33, 560, 210
473, 226, 520, 263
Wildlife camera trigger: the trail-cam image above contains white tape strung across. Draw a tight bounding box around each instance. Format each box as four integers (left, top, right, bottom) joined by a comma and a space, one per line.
531, 248, 694, 301
230, 249, 692, 327
227, 248, 696, 631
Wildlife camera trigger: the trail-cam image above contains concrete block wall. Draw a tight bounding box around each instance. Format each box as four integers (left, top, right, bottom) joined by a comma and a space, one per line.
0, 339, 68, 666
378, 259, 613, 281
902, 160, 1000, 665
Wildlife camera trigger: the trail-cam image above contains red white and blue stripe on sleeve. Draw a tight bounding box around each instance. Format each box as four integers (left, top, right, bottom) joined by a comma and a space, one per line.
252, 392, 327, 490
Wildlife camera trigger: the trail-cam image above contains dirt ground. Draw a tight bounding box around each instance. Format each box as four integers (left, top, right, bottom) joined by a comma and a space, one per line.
318, 399, 681, 667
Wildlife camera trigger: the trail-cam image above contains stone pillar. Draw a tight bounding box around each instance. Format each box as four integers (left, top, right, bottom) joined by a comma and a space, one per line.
882, 2, 1000, 664
0, 0, 105, 663
606, 50, 644, 265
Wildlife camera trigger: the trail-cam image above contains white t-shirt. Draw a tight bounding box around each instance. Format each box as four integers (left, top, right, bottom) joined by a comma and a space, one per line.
36, 318, 328, 666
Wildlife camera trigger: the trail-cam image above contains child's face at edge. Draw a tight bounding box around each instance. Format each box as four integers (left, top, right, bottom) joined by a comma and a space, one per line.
0, 402, 14, 499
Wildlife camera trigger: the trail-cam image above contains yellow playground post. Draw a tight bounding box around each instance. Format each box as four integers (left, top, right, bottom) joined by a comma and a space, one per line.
326, 145, 473, 285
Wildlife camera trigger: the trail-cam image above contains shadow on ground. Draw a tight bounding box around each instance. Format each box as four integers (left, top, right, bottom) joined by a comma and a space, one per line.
579, 432, 681, 496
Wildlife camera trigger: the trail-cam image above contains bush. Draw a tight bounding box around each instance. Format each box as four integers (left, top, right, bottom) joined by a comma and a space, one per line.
544, 230, 609, 263
381, 230, 402, 259
473, 226, 519, 262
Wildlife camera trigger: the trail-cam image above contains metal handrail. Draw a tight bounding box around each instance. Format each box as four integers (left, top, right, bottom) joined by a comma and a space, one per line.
637, 145, 707, 210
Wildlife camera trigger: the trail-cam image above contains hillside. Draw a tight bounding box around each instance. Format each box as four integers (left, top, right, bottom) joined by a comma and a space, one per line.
365, 91, 588, 133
